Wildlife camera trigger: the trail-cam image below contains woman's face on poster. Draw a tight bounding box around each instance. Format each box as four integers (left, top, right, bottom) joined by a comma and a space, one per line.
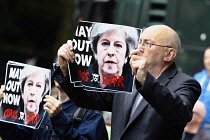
96, 30, 127, 76
23, 72, 45, 114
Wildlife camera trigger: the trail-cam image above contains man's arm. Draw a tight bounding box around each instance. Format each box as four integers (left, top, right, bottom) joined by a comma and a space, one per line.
52, 67, 114, 111
136, 72, 201, 123
54, 40, 114, 111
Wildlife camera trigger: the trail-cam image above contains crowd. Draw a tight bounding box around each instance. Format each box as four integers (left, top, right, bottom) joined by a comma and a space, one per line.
0, 23, 210, 140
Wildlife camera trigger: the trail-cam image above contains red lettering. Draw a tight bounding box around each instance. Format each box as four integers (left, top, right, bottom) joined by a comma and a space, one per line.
117, 76, 125, 87
102, 74, 125, 88
110, 76, 117, 85
102, 74, 109, 84
3, 109, 18, 119
78, 70, 90, 81
26, 112, 39, 124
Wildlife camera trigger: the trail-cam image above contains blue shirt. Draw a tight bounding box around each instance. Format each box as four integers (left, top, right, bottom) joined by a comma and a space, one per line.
194, 69, 210, 127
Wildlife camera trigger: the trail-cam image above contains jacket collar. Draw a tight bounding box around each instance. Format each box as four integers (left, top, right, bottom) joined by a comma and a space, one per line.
157, 62, 177, 85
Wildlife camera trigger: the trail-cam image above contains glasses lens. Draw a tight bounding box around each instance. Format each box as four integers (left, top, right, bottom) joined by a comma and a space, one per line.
142, 42, 150, 49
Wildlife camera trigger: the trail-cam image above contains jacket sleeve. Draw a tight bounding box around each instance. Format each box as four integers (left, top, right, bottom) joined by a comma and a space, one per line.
136, 72, 201, 123
50, 109, 108, 140
52, 67, 114, 111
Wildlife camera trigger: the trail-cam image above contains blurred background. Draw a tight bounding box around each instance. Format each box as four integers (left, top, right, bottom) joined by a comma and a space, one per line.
0, 0, 210, 85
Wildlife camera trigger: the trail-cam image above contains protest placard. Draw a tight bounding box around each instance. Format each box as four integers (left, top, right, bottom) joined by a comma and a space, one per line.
0, 61, 51, 129
69, 21, 142, 94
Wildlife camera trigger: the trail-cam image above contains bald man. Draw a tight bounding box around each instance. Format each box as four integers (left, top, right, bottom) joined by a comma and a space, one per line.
182, 101, 210, 140
54, 25, 201, 140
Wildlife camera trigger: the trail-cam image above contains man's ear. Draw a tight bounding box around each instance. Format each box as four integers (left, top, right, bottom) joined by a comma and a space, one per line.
164, 49, 176, 62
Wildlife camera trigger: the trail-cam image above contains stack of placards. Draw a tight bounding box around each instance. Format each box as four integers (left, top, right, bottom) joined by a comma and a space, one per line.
68, 21, 142, 94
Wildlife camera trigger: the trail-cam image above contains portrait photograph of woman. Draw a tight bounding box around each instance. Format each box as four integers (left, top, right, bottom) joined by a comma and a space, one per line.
69, 21, 141, 93
0, 61, 51, 129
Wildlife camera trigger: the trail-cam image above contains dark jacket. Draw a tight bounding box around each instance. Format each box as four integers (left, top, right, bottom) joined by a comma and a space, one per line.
54, 62, 201, 140
0, 100, 108, 140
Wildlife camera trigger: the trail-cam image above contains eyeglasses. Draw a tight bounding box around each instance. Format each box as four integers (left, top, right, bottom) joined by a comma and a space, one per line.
139, 41, 172, 49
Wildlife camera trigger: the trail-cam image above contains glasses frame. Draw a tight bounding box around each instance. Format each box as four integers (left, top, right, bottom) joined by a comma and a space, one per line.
140, 41, 172, 49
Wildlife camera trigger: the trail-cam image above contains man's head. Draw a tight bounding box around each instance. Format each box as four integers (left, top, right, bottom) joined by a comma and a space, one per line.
138, 25, 181, 73
204, 47, 210, 72
141, 25, 180, 53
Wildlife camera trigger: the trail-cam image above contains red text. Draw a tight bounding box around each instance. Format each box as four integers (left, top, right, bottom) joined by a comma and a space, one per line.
26, 112, 39, 124
78, 70, 90, 82
3, 108, 18, 119
102, 74, 125, 88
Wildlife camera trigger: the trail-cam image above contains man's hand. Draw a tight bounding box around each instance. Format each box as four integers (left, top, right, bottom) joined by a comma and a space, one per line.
129, 49, 148, 85
57, 40, 75, 77
0, 85, 5, 101
43, 95, 62, 117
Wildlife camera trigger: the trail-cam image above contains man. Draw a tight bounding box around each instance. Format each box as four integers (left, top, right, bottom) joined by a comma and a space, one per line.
193, 47, 210, 132
54, 25, 201, 140
182, 101, 210, 140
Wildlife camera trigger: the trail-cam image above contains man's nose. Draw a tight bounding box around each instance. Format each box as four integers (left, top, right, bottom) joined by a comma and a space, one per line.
137, 46, 144, 54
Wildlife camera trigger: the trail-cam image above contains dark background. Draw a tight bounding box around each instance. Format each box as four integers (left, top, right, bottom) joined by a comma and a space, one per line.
1, 0, 210, 85
0, 0, 75, 85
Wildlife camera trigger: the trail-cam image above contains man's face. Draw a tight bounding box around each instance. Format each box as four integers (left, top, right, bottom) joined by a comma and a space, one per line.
204, 49, 210, 71
96, 30, 127, 76
138, 27, 167, 69
23, 72, 45, 114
